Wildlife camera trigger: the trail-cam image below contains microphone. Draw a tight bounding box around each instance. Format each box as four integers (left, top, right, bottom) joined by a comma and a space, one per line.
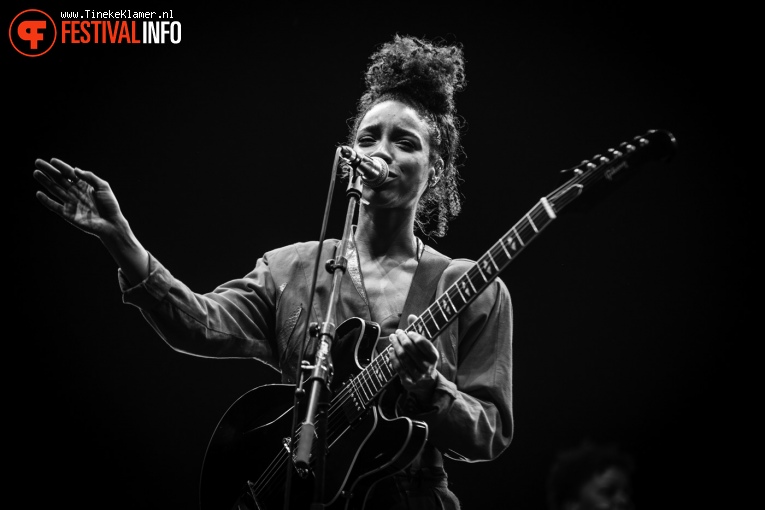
339, 146, 389, 189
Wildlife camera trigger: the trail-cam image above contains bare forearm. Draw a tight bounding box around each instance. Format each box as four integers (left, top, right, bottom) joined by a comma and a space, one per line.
99, 218, 149, 286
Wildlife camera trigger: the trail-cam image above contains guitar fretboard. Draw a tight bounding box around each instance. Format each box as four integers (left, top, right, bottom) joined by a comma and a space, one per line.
340, 198, 557, 418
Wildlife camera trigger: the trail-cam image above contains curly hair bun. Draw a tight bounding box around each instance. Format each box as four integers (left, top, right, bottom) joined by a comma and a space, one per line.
364, 35, 466, 116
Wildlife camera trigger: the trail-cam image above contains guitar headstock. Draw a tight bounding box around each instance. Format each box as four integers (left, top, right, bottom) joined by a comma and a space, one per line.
553, 129, 677, 213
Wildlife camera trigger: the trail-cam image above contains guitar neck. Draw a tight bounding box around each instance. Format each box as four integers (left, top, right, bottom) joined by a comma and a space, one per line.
346, 129, 677, 408
409, 198, 557, 338
349, 197, 556, 408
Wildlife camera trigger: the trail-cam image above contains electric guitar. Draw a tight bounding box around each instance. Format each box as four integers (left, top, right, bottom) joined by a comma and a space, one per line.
199, 129, 677, 510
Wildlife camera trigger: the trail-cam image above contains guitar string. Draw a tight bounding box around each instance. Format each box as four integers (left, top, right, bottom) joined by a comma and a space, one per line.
253, 446, 291, 499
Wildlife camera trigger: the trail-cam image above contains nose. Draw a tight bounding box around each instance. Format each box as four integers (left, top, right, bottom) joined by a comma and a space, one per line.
367, 140, 394, 165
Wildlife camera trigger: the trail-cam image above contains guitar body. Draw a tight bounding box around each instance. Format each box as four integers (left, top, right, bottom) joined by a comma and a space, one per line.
200, 317, 429, 510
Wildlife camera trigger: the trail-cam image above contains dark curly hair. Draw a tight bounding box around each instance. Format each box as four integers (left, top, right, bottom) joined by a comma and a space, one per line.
347, 34, 467, 238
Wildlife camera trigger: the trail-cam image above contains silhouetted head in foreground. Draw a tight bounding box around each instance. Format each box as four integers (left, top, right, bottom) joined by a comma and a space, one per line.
547, 441, 636, 510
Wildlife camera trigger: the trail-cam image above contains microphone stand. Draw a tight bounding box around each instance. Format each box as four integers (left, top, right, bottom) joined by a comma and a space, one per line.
292, 150, 363, 509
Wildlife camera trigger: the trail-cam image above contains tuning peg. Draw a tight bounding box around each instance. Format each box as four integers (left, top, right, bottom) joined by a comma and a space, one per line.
608, 148, 624, 159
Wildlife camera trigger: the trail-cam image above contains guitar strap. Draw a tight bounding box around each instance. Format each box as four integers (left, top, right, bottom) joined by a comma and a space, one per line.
396, 245, 452, 331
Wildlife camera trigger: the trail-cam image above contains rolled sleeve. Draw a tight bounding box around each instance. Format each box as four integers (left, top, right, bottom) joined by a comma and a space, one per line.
119, 252, 173, 310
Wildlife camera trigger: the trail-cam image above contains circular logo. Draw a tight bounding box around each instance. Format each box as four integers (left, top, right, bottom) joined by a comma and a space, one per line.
9, 9, 57, 57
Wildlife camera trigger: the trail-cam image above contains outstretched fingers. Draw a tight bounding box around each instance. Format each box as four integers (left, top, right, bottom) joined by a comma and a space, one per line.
34, 158, 82, 198
34, 158, 75, 190
33, 166, 69, 203
34, 158, 100, 224
35, 160, 87, 204
48, 158, 79, 182
73, 167, 109, 191
34, 159, 68, 190
35, 158, 106, 191
35, 187, 67, 217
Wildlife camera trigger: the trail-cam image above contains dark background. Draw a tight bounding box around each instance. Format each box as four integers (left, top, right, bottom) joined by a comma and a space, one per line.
7, 3, 746, 509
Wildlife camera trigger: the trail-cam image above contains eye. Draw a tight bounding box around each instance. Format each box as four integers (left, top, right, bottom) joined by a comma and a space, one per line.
356, 135, 376, 147
396, 138, 416, 150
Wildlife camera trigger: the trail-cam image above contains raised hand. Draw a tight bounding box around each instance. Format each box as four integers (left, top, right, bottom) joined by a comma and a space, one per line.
33, 158, 149, 284
33, 158, 125, 238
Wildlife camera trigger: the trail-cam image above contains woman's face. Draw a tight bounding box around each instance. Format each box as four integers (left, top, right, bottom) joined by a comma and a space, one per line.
353, 100, 437, 212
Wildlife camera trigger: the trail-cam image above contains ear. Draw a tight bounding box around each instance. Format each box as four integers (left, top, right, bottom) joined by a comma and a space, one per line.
429, 158, 444, 186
